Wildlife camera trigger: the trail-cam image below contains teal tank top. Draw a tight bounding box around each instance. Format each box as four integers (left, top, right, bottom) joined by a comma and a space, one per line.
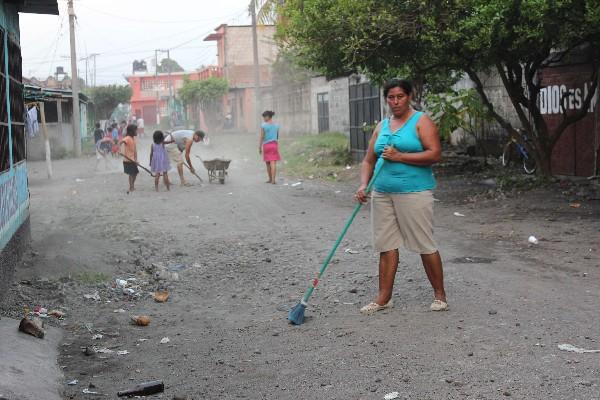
373, 111, 436, 193
262, 122, 279, 144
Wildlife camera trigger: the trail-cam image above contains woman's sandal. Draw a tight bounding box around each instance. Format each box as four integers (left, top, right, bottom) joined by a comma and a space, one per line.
360, 299, 394, 315
430, 299, 449, 311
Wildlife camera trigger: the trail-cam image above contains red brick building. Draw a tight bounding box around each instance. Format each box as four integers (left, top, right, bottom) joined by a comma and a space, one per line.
125, 66, 222, 126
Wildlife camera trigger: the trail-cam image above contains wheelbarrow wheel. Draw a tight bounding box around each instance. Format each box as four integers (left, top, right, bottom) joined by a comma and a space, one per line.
219, 178, 225, 184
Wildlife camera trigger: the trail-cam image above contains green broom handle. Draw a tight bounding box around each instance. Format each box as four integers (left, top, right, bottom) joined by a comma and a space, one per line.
301, 158, 385, 304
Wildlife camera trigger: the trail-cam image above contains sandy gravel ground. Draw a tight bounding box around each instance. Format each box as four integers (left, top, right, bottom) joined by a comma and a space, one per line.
2, 132, 599, 400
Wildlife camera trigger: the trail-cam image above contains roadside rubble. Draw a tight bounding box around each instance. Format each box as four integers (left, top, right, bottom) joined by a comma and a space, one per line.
558, 343, 600, 354
18, 316, 45, 338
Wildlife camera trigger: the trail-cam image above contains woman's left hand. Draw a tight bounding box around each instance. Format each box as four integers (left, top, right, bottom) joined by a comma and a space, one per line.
382, 146, 403, 162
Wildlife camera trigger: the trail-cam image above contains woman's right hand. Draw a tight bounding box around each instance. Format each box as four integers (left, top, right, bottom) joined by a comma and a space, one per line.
355, 184, 369, 204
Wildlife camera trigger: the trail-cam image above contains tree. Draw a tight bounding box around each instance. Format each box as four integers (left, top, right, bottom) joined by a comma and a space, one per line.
178, 76, 228, 132
278, 0, 600, 176
157, 58, 184, 73
87, 85, 132, 120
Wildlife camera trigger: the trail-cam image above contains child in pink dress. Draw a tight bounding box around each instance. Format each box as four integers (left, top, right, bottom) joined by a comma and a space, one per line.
149, 130, 171, 191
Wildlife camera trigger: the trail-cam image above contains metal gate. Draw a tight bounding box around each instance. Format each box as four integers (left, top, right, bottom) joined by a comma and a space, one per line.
349, 82, 381, 162
317, 92, 329, 133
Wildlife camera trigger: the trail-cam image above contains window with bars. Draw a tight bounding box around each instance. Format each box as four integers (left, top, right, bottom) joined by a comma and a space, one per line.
0, 28, 26, 173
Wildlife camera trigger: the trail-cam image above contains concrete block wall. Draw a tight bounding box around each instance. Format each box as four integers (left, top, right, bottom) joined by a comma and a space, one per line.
310, 76, 350, 134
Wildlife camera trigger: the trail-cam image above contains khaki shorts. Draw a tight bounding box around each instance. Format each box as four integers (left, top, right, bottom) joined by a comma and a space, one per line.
371, 190, 437, 254
166, 144, 183, 165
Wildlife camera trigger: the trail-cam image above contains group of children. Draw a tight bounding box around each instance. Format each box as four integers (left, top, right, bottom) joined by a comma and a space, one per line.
116, 124, 172, 193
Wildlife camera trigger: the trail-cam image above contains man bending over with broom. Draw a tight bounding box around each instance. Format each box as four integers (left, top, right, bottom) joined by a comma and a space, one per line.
164, 129, 206, 186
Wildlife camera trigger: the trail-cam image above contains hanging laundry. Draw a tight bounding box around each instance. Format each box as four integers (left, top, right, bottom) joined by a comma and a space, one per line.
25, 106, 39, 138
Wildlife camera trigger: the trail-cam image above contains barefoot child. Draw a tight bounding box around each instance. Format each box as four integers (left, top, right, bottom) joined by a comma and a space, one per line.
120, 124, 138, 193
150, 130, 171, 191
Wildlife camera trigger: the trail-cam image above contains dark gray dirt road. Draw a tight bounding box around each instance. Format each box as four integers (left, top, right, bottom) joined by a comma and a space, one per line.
3, 133, 599, 399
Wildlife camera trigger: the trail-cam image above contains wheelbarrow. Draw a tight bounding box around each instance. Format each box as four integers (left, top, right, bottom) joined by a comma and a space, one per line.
197, 156, 231, 184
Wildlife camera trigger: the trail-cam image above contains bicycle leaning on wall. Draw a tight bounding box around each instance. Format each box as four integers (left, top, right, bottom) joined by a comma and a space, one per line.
501, 128, 537, 174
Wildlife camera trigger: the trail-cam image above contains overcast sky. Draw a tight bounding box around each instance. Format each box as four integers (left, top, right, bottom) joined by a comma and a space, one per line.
19, 0, 252, 85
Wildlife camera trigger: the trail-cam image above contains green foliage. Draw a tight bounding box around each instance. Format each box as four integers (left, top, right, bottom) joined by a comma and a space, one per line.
157, 58, 184, 73
425, 89, 492, 141
280, 132, 353, 179
178, 76, 228, 107
279, 0, 600, 175
87, 85, 132, 120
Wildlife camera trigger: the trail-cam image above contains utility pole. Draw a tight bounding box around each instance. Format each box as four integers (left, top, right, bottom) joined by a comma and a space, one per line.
68, 0, 82, 157
250, 0, 261, 132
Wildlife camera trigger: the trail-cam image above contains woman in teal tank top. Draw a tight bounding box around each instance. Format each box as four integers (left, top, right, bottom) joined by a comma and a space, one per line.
355, 79, 448, 314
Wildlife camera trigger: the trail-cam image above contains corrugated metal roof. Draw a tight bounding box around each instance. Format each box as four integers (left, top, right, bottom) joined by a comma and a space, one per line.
5, 0, 59, 15
24, 84, 89, 103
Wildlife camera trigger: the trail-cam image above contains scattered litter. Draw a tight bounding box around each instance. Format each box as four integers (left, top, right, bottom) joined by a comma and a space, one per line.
453, 212, 465, 217
18, 317, 44, 339
558, 343, 600, 353
94, 347, 114, 354
115, 279, 128, 288
342, 302, 355, 305
67, 380, 78, 386
384, 392, 400, 400
123, 288, 136, 295
569, 203, 581, 208
117, 380, 164, 397
283, 183, 289, 186
92, 334, 104, 340
167, 264, 188, 272
117, 350, 130, 355
48, 310, 65, 319
84, 291, 101, 301
33, 305, 48, 315
291, 182, 302, 187
345, 165, 352, 170
227, 192, 233, 195
160, 337, 170, 344
344, 248, 360, 254
138, 338, 149, 342
82, 388, 99, 395
308, 175, 314, 179
75, 178, 85, 183
153, 290, 169, 303
528, 235, 539, 245
131, 315, 151, 326
113, 308, 126, 313
335, 190, 341, 194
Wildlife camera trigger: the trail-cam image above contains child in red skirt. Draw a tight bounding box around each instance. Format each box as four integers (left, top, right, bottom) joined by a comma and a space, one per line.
258, 110, 280, 184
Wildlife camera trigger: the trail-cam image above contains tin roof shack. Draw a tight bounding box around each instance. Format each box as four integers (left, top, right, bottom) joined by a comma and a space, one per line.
0, 0, 59, 305
24, 85, 89, 160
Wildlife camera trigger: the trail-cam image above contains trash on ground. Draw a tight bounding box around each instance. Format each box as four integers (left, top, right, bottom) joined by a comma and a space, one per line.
115, 279, 128, 288
117, 350, 130, 355
346, 165, 352, 170
67, 380, 78, 385
82, 388, 99, 395
569, 203, 581, 208
384, 392, 400, 400
94, 347, 114, 354
453, 212, 465, 217
48, 310, 65, 319
291, 182, 302, 187
344, 248, 360, 254
131, 315, 151, 326
18, 317, 45, 339
92, 334, 104, 340
528, 235, 539, 245
75, 178, 85, 183
153, 290, 169, 303
167, 263, 188, 272
117, 380, 164, 397
335, 190, 341, 194
84, 291, 101, 301
558, 343, 600, 353
160, 337, 170, 344
113, 308, 126, 313
33, 305, 48, 316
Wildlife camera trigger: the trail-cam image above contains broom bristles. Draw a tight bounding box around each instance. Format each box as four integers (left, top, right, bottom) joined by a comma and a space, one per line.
288, 302, 306, 325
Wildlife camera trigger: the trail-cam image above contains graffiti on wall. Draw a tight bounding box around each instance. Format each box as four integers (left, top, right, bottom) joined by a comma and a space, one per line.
539, 82, 598, 115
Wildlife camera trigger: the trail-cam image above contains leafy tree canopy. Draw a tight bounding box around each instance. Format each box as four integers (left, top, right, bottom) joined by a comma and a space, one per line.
278, 0, 600, 175
157, 58, 184, 73
87, 85, 132, 120
178, 76, 228, 107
